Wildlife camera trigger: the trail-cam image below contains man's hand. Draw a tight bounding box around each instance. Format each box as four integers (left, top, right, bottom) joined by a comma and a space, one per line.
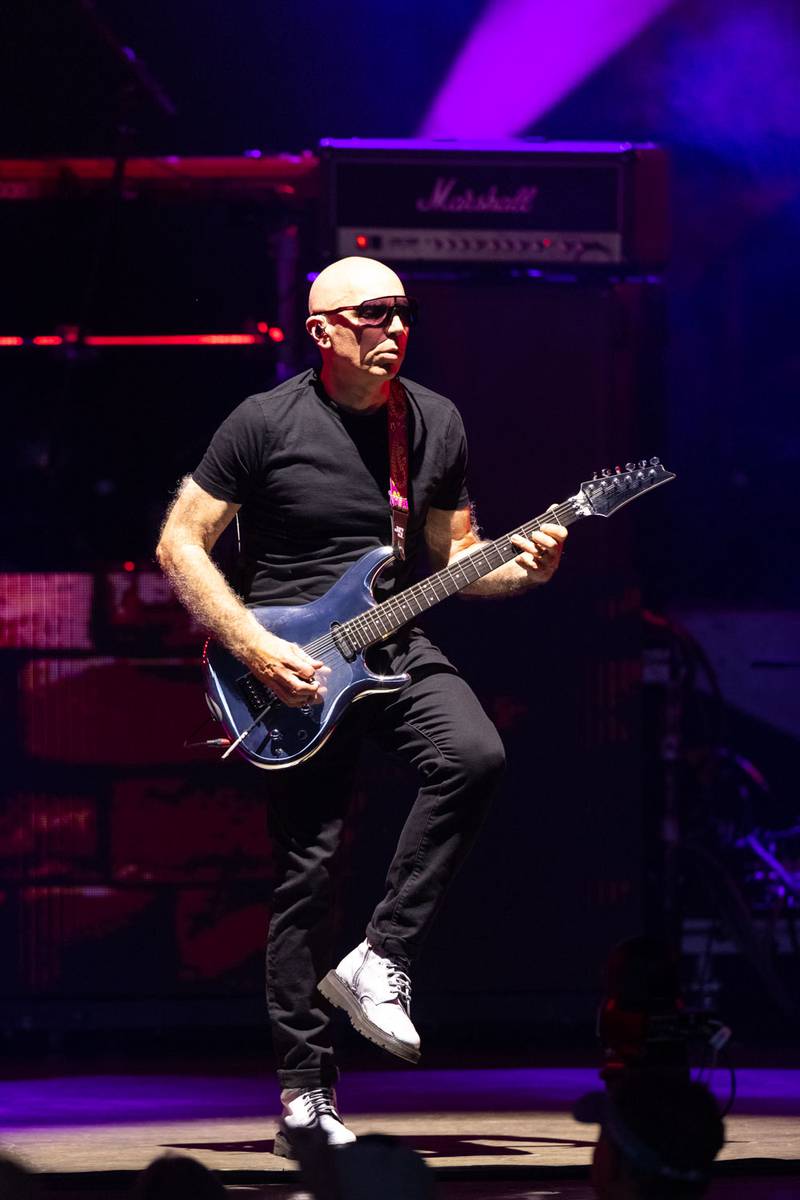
426, 503, 568, 598
247, 631, 329, 708
509, 516, 567, 587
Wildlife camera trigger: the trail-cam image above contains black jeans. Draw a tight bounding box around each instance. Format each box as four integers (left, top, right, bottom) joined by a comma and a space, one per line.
264, 656, 505, 1090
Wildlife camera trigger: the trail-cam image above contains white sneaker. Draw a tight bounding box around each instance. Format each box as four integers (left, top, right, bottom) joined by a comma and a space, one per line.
273, 1086, 356, 1159
318, 939, 421, 1064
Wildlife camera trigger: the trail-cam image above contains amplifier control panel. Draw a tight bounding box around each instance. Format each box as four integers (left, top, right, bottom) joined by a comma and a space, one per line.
337, 227, 623, 264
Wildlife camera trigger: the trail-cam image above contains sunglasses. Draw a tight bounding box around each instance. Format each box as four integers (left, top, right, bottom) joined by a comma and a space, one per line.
313, 295, 418, 328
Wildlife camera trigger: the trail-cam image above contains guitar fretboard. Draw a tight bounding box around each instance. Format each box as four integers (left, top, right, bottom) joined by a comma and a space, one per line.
338, 497, 583, 653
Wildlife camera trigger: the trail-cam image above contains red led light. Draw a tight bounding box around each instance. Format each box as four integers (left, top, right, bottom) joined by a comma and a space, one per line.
1, 330, 278, 349
197, 334, 259, 346
84, 333, 259, 347
355, 235, 368, 248
122, 561, 136, 572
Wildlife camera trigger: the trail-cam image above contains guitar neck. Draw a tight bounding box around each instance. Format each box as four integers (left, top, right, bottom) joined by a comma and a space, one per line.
342, 494, 586, 652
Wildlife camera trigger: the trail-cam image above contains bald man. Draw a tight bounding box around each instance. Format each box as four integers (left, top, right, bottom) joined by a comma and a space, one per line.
157, 257, 566, 1155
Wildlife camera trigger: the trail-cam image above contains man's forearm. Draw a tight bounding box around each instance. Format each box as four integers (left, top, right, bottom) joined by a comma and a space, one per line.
459, 550, 538, 597
445, 540, 539, 598
157, 542, 267, 666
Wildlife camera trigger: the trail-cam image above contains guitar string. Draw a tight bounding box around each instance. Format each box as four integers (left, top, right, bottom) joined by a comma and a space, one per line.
244, 494, 582, 700
303, 500, 579, 659
231, 470, 665, 740
243, 502, 581, 710
301, 499, 580, 660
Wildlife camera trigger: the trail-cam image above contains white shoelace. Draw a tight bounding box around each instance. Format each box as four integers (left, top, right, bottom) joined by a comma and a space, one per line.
385, 962, 412, 1012
302, 1087, 343, 1124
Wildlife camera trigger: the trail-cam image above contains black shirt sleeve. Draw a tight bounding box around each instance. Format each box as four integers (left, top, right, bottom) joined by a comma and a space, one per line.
430, 407, 470, 511
192, 395, 266, 504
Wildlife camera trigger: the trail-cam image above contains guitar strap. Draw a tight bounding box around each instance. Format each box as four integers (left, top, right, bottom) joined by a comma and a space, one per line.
387, 378, 410, 560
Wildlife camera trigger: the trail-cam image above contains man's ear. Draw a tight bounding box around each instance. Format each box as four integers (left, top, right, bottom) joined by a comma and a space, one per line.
306, 317, 327, 344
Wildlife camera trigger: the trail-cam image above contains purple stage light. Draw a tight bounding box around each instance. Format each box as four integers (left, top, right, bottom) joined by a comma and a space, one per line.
656, 7, 800, 165
420, 0, 676, 137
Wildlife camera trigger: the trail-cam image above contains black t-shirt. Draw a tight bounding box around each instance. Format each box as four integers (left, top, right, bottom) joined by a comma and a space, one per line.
192, 369, 470, 614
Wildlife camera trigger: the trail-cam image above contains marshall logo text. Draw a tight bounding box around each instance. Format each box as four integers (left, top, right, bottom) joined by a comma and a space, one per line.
416, 176, 539, 215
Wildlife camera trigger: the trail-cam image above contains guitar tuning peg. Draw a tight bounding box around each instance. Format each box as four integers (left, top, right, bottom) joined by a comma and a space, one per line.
650, 456, 661, 466
639, 459, 647, 469
601, 467, 612, 477
615, 465, 622, 474
625, 462, 635, 472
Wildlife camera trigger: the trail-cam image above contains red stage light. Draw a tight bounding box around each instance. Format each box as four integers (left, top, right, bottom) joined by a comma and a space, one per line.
122, 561, 136, 572
197, 334, 259, 346
355, 235, 368, 248
2, 330, 277, 349
84, 333, 259, 347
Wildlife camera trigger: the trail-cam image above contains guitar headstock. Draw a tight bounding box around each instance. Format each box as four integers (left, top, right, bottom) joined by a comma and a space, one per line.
576, 458, 675, 518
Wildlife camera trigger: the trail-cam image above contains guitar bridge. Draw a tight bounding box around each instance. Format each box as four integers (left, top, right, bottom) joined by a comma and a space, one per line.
236, 672, 275, 718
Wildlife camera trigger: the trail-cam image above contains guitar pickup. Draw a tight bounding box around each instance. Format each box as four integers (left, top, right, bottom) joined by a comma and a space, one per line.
331, 621, 358, 662
236, 672, 275, 717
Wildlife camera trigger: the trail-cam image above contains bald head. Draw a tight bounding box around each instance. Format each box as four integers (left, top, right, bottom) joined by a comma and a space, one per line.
308, 256, 405, 314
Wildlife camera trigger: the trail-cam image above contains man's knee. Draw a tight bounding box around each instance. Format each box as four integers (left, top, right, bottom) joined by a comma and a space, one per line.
458, 724, 506, 790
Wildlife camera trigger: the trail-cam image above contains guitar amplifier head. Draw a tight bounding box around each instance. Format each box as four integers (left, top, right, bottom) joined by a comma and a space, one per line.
320, 138, 668, 271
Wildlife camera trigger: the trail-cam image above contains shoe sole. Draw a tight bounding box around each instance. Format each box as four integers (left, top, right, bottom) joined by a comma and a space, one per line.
318, 970, 421, 1064
273, 1128, 356, 1159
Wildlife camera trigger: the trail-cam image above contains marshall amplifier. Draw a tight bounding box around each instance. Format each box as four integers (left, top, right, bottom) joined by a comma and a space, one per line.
320, 138, 668, 270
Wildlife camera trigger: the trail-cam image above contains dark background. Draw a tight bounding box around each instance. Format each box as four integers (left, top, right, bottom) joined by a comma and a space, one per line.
1, 0, 798, 1054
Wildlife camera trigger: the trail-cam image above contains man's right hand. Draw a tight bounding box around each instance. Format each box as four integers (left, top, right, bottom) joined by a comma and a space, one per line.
247, 631, 327, 708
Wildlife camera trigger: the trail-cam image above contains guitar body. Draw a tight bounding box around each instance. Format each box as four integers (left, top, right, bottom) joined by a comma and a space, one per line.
203, 545, 410, 769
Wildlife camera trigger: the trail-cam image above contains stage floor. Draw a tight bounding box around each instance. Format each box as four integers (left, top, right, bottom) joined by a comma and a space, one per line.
1, 1067, 799, 1194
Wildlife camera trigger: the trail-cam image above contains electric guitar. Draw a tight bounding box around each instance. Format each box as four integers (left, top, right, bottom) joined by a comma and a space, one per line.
203, 459, 675, 769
